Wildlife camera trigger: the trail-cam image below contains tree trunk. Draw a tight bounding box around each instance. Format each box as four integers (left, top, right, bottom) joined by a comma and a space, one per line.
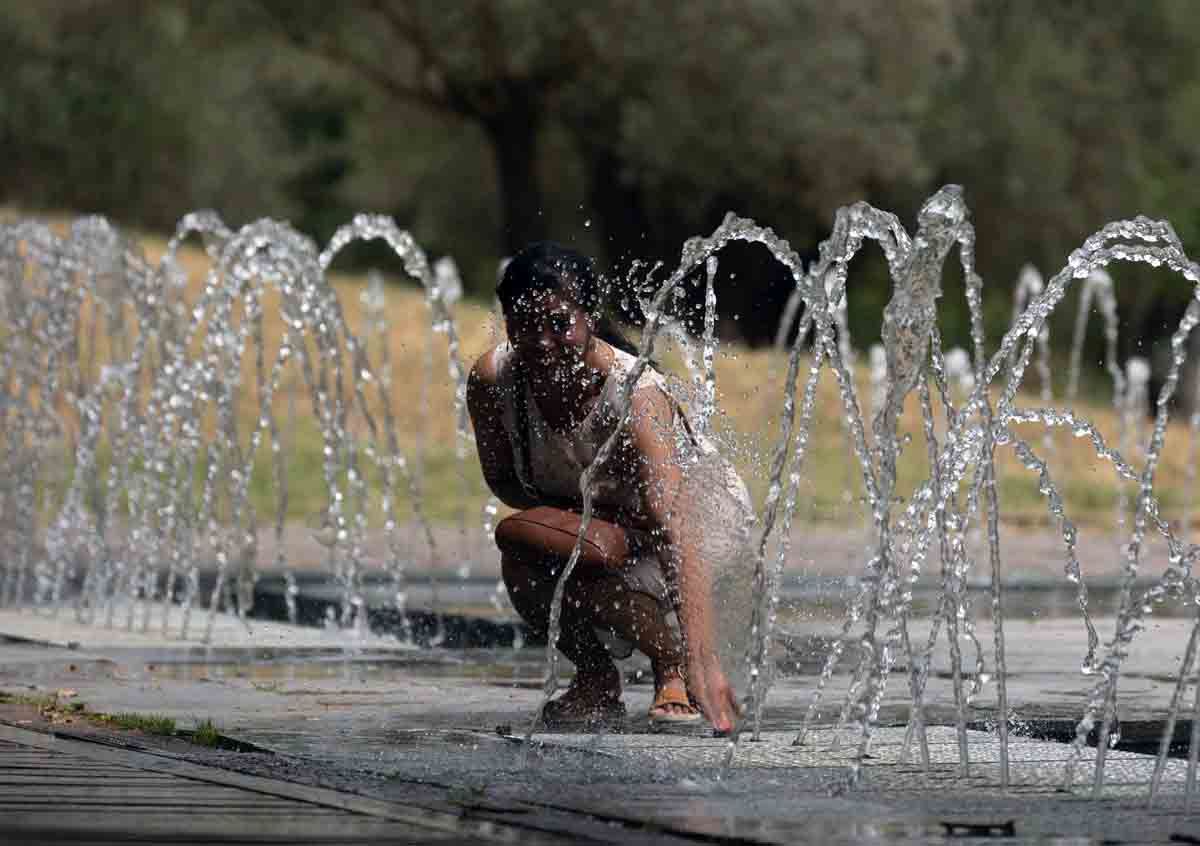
484, 102, 544, 256
586, 144, 651, 270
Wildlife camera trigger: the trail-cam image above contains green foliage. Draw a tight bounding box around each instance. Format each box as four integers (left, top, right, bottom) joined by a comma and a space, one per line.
5, 1, 1200, 353
191, 718, 222, 748
0, 690, 58, 709
103, 712, 177, 735
1, 1, 298, 230
928, 0, 1200, 350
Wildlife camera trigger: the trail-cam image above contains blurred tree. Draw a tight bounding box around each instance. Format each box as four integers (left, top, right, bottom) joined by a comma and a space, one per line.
6, 0, 1200, 358
930, 0, 1200, 356
0, 0, 296, 230
236, 0, 599, 255
230, 0, 963, 340
581, 0, 965, 341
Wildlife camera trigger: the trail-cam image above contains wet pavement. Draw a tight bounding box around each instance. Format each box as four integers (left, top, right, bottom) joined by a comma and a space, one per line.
3, 604, 1200, 843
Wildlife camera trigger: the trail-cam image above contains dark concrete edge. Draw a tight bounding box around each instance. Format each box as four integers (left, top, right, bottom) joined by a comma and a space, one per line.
0, 632, 79, 649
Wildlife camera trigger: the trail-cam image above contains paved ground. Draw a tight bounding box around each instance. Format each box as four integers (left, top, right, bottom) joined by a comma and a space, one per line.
3, 605, 1200, 844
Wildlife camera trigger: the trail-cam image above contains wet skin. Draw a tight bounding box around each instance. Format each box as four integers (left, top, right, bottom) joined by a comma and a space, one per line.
467, 288, 739, 731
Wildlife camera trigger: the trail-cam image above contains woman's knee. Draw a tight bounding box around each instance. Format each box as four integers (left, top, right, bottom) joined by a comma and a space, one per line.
495, 507, 631, 573
500, 550, 613, 631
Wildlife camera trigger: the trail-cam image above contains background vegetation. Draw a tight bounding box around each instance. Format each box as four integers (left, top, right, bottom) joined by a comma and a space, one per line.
4, 1, 1200, 359
4, 1, 1200, 531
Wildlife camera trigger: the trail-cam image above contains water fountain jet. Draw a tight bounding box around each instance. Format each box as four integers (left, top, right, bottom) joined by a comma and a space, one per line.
6, 190, 1200, 805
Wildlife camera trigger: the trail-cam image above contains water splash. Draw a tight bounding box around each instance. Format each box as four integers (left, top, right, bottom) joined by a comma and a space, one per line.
530, 212, 807, 747
1012, 264, 1054, 456
0, 212, 473, 647
8, 192, 1200, 803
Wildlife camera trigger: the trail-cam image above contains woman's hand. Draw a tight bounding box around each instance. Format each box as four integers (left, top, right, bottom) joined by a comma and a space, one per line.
686, 655, 740, 735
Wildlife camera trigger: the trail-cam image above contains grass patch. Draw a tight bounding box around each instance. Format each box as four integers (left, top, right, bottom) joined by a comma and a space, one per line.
0, 690, 240, 751
0, 690, 59, 710
100, 712, 177, 735
191, 718, 222, 748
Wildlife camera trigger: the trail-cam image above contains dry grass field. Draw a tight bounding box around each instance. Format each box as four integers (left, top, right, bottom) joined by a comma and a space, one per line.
6, 209, 1197, 534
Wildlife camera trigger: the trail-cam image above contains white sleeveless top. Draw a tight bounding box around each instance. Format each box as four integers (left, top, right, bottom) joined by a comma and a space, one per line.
491, 342, 750, 515
490, 340, 755, 580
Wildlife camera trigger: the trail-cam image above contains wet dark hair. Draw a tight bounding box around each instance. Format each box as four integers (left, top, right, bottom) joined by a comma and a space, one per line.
497, 241, 639, 358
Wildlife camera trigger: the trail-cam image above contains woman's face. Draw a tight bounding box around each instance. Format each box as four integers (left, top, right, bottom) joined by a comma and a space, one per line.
504, 288, 594, 373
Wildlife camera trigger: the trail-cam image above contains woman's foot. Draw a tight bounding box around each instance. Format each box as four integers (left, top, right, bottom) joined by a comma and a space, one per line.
541, 665, 625, 729
648, 666, 703, 727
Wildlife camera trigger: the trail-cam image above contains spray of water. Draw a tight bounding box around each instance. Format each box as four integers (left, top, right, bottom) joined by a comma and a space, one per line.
8, 193, 1200, 803
0, 213, 468, 646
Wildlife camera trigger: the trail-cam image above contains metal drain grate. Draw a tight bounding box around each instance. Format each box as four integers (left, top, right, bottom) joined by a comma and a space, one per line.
0, 731, 501, 844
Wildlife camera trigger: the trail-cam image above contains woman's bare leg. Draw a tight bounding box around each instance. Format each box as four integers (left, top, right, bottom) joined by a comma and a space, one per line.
502, 551, 621, 715
502, 550, 693, 717
572, 579, 694, 718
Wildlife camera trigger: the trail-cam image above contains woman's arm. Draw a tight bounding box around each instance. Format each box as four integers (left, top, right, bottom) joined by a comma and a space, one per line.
626, 385, 739, 733
467, 349, 539, 510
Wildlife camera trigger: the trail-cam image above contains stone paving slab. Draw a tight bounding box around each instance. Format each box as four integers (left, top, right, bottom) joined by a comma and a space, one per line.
6, 603, 1197, 720
535, 726, 1193, 793
0, 717, 739, 846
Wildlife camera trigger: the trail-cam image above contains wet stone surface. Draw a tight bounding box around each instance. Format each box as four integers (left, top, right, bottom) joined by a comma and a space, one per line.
3, 625, 1200, 844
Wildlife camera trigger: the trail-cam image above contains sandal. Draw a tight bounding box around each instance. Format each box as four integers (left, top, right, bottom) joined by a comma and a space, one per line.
648, 680, 703, 730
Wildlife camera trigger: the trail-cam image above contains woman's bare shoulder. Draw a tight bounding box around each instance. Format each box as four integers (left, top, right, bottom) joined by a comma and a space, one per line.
627, 379, 675, 431
469, 344, 507, 388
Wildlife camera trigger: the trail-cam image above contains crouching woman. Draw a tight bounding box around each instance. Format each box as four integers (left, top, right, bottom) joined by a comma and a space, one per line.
467, 242, 753, 734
